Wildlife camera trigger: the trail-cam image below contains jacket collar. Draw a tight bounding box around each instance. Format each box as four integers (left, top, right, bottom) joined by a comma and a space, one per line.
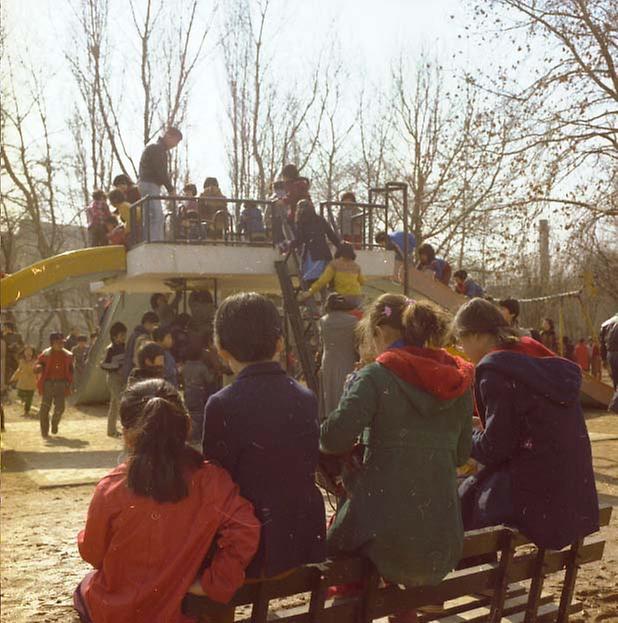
236, 361, 285, 380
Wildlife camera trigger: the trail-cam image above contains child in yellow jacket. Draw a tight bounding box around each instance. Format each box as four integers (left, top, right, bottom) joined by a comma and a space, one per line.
299, 242, 364, 309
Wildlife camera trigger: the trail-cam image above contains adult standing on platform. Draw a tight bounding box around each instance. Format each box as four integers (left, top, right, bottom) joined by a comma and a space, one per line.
138, 127, 183, 242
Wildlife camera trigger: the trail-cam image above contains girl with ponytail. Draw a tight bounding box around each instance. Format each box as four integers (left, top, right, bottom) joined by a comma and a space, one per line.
74, 379, 260, 623
320, 294, 474, 619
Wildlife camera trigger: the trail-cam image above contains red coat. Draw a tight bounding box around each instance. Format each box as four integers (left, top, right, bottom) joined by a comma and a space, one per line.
78, 460, 260, 623
36, 347, 73, 395
574, 343, 590, 371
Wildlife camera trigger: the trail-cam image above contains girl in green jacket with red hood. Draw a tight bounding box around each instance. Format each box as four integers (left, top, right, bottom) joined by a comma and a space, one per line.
320, 294, 474, 619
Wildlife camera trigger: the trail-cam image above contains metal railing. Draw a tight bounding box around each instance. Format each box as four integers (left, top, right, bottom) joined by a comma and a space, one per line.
127, 195, 276, 248
126, 186, 410, 283
319, 200, 388, 249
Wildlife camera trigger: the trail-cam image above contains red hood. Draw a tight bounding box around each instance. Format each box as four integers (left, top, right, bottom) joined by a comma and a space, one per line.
377, 345, 474, 400
496, 335, 555, 358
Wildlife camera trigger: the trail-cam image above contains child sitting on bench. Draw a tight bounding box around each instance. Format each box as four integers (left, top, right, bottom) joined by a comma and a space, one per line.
74, 379, 259, 623
202, 292, 326, 579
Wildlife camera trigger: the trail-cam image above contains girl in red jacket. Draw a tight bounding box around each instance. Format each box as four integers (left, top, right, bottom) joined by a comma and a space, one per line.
74, 379, 260, 623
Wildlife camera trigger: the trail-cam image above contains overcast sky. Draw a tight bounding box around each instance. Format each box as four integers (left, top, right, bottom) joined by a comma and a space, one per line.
3, 0, 482, 186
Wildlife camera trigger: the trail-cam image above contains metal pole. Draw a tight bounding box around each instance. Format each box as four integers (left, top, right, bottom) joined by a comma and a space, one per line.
402, 184, 409, 297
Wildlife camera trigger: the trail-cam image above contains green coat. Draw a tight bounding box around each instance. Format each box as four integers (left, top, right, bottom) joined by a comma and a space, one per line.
320, 361, 473, 586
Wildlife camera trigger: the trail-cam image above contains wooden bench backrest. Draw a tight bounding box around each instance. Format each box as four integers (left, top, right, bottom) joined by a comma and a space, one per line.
183, 504, 612, 623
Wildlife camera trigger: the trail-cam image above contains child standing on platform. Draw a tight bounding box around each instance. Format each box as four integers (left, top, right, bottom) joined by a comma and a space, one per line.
299, 242, 364, 309
74, 379, 259, 623
86, 190, 111, 247
100, 322, 127, 438
203, 292, 326, 578
11, 345, 38, 417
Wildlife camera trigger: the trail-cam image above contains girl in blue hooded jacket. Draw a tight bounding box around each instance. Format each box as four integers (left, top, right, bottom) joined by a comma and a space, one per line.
453, 298, 599, 550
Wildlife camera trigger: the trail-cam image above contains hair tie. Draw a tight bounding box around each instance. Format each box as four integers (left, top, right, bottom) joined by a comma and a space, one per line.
383, 305, 392, 318
405, 297, 415, 306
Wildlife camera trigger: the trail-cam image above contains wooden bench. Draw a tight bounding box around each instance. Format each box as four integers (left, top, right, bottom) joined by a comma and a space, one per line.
183, 504, 612, 623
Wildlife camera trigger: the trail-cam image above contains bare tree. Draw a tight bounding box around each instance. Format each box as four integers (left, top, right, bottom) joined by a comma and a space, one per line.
471, 0, 618, 219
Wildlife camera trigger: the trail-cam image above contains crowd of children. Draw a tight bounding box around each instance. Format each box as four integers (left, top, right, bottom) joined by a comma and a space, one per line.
65, 290, 610, 623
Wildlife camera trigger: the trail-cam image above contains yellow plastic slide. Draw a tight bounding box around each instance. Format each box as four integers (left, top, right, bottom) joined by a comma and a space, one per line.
1, 246, 126, 308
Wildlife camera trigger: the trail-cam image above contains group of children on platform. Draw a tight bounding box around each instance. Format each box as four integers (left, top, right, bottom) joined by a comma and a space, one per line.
72, 290, 603, 623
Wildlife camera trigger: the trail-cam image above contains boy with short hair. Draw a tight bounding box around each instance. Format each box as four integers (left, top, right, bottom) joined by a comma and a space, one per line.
239, 200, 266, 242
375, 230, 416, 282
203, 292, 326, 578
126, 342, 166, 388
35, 333, 73, 438
120, 312, 159, 383
100, 321, 127, 437
453, 269, 485, 298
108, 189, 138, 242
153, 326, 178, 388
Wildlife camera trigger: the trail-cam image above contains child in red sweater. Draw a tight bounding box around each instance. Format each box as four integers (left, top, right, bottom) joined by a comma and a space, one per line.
74, 379, 260, 623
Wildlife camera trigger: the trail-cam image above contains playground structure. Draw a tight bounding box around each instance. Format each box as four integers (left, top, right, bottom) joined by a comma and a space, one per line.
0, 183, 613, 407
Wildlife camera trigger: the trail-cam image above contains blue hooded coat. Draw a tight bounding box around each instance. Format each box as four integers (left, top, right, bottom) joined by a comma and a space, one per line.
460, 339, 599, 550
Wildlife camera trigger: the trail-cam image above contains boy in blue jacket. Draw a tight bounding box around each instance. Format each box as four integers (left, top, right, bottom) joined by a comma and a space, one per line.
202, 292, 326, 578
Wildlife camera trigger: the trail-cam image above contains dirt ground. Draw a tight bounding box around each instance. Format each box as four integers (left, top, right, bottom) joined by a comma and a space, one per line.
1, 399, 617, 623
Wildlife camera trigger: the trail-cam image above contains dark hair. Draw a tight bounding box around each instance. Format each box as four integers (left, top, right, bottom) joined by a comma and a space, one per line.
150, 293, 167, 310
113, 174, 133, 187
153, 326, 172, 343
141, 311, 159, 326
498, 298, 520, 321
243, 200, 258, 211
137, 341, 165, 368
110, 321, 127, 339
453, 269, 468, 280
273, 180, 285, 190
108, 189, 126, 206
92, 189, 106, 201
49, 332, 64, 343
184, 183, 197, 196
543, 317, 555, 331
173, 312, 193, 330
185, 343, 203, 361
325, 293, 356, 313
120, 379, 201, 503
368, 294, 450, 348
341, 191, 356, 202
203, 177, 219, 188
453, 298, 520, 347
375, 232, 388, 244
335, 242, 356, 261
165, 127, 183, 140
77, 335, 89, 343
214, 292, 282, 362
418, 243, 436, 263
281, 164, 299, 179
104, 215, 119, 226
